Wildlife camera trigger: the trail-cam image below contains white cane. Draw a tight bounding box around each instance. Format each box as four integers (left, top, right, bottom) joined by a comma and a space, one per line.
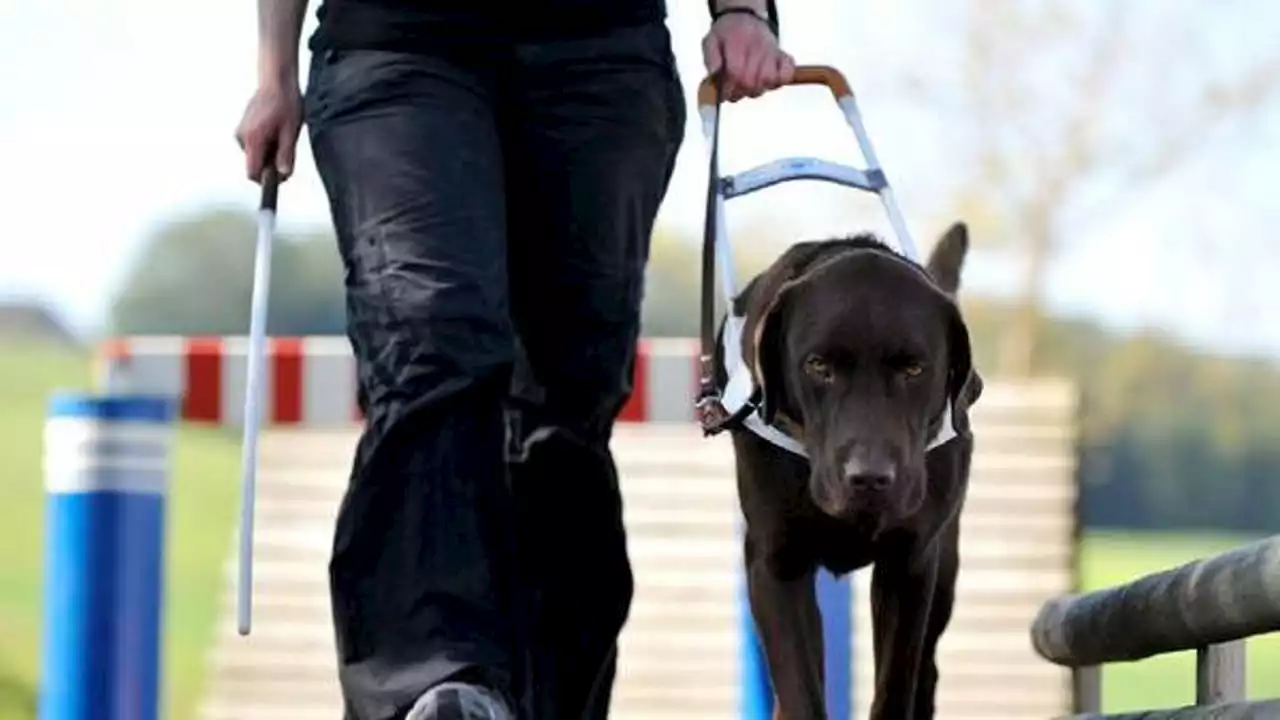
237, 165, 279, 636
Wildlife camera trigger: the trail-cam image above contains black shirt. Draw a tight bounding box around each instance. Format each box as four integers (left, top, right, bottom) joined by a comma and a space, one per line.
309, 0, 669, 51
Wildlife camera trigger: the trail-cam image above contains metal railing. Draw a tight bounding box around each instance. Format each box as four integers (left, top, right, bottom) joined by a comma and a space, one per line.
1030, 535, 1280, 718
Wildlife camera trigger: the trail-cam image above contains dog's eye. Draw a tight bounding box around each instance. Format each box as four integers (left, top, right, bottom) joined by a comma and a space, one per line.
887, 354, 925, 379
804, 356, 834, 383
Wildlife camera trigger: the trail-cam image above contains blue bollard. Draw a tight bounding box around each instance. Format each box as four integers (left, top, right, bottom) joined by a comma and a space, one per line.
39, 393, 175, 720
740, 574, 773, 720
818, 569, 853, 719
740, 566, 854, 719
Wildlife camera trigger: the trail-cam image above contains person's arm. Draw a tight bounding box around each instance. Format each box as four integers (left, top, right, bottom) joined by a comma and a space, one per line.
235, 0, 309, 182
258, 0, 310, 88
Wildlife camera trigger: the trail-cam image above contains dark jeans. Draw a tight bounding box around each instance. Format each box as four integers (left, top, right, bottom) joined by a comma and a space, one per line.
304, 22, 685, 720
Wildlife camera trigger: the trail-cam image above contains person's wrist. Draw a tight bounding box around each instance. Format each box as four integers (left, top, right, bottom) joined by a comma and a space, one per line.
713, 0, 767, 12
257, 48, 299, 91
710, 0, 777, 36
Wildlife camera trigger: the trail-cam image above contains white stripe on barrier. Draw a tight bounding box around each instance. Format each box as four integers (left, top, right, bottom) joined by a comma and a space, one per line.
644, 338, 699, 423
302, 336, 357, 425
101, 337, 186, 397
221, 337, 251, 429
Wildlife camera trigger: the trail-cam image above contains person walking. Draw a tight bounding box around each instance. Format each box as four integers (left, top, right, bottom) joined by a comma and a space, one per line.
234, 1, 793, 718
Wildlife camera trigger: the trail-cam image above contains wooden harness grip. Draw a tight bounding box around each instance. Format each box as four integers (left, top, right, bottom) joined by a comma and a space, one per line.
696, 64, 853, 107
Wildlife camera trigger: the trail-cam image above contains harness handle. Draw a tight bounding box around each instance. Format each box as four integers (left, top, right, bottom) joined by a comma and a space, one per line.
693, 67, 861, 436
696, 64, 853, 108
692, 63, 916, 437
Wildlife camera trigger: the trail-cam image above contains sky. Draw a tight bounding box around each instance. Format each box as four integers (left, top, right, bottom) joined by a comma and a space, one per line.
2, 0, 1280, 357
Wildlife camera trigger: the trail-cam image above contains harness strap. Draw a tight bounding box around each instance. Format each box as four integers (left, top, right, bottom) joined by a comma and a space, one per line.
695, 71, 722, 407
695, 72, 758, 435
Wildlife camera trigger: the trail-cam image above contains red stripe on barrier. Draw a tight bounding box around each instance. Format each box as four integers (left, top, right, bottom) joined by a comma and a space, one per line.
272, 338, 304, 424
618, 341, 650, 422
184, 337, 223, 422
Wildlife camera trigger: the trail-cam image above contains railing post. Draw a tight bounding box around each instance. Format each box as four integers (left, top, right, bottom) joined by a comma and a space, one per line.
1196, 640, 1247, 704
1074, 665, 1102, 714
39, 393, 175, 720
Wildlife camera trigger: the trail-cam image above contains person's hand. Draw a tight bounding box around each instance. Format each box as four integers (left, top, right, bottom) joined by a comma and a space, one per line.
702, 8, 796, 102
235, 81, 304, 183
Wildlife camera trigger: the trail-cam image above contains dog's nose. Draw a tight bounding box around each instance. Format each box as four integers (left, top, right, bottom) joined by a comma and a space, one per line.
842, 457, 895, 492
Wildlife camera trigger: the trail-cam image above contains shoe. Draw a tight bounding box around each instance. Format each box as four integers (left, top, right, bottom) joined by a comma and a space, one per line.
405, 681, 514, 720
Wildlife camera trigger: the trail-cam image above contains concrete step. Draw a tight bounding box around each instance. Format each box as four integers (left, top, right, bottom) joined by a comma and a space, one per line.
231, 506, 1073, 553
202, 420, 1076, 720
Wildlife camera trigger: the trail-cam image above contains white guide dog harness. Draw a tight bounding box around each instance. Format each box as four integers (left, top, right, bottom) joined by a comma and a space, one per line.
692, 68, 958, 457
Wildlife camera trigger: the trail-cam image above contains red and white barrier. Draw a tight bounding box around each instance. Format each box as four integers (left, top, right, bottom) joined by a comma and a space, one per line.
97, 336, 702, 427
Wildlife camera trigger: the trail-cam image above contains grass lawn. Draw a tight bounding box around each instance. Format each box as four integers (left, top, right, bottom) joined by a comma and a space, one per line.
0, 340, 1277, 717
0, 342, 239, 720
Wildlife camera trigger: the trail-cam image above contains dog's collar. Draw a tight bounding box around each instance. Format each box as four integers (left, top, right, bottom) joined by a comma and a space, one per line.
719, 312, 957, 459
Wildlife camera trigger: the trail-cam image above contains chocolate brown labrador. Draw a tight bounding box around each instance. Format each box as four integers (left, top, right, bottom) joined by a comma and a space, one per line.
716, 222, 982, 720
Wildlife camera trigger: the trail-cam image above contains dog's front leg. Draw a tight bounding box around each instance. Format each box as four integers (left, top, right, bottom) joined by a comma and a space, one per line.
868, 545, 940, 720
912, 521, 960, 719
747, 558, 826, 720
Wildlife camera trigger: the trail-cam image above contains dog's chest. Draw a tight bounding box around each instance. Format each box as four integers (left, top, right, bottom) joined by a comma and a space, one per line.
814, 521, 879, 576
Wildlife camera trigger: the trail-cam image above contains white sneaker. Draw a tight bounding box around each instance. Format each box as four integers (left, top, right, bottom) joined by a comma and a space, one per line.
405, 681, 514, 720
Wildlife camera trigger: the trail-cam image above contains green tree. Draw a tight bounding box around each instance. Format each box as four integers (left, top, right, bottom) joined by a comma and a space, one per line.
110, 208, 345, 336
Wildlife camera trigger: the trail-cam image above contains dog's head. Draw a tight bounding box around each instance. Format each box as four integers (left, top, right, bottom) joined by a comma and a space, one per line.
744, 222, 981, 527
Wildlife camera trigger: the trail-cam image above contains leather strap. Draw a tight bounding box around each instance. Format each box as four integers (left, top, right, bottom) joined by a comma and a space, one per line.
694, 72, 761, 436
698, 70, 724, 400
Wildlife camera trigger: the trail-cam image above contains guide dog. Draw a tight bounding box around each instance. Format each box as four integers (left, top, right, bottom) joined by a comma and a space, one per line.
717, 222, 982, 719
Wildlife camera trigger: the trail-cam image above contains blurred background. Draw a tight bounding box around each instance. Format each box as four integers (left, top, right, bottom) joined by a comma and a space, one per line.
3, 0, 1280, 717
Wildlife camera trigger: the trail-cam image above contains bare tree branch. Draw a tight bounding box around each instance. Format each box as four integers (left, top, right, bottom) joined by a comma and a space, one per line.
1040, 2, 1133, 197
1118, 56, 1280, 187
886, 1, 1280, 374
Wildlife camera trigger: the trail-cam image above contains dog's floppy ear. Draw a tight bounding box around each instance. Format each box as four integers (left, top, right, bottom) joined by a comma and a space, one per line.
944, 302, 982, 437
753, 284, 795, 425
926, 220, 980, 433
741, 242, 830, 425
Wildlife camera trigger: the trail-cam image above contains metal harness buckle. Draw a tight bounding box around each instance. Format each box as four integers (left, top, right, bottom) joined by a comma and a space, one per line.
695, 380, 762, 438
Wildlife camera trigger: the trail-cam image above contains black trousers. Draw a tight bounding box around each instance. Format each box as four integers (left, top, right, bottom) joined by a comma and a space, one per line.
304, 22, 686, 720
